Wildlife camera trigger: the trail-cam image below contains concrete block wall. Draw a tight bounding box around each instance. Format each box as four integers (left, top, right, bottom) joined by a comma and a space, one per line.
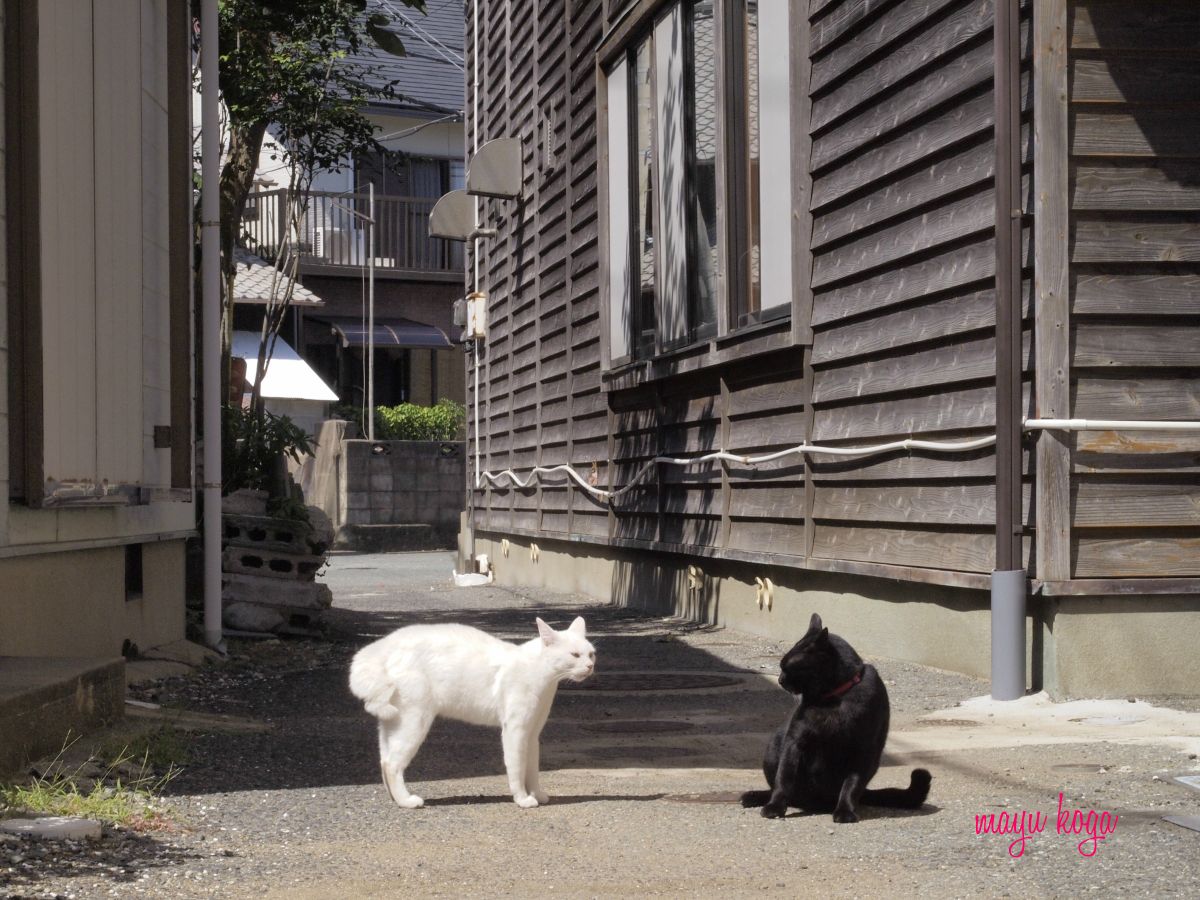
340, 439, 464, 531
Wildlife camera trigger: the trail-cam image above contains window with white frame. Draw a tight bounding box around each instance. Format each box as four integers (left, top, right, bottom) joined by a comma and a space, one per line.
605, 0, 792, 367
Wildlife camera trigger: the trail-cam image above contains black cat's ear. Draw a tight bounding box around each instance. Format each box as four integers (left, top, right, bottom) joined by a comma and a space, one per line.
808, 613, 823, 632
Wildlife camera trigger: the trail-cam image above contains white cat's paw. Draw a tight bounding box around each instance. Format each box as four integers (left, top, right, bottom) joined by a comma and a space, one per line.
397, 794, 425, 809
515, 795, 539, 809
533, 790, 549, 805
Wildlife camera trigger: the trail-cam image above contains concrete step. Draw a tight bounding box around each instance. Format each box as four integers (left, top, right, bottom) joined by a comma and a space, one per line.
335, 523, 456, 553
0, 657, 125, 777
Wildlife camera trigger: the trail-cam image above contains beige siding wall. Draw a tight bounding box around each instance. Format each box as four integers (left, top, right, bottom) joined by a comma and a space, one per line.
39, 0, 99, 491
93, 0, 145, 489
141, 0, 173, 494
0, 541, 185, 657
0, 0, 190, 656
36, 0, 177, 499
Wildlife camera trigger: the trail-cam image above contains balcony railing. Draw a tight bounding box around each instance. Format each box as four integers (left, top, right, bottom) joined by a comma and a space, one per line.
241, 189, 463, 277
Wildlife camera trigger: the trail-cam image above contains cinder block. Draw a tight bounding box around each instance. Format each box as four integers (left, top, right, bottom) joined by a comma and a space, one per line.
369, 473, 394, 492
222, 546, 325, 581
346, 491, 371, 510
223, 513, 311, 554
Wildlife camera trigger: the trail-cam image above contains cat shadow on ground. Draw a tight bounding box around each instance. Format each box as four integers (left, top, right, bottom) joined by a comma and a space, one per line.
760, 802, 942, 821
423, 792, 666, 807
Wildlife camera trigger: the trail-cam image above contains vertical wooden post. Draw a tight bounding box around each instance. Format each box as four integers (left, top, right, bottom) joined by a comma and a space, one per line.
790, 0, 814, 348
995, 0, 1023, 573
1033, 0, 1071, 581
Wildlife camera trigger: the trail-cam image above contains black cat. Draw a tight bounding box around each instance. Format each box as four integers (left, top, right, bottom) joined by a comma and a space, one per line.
741, 613, 931, 822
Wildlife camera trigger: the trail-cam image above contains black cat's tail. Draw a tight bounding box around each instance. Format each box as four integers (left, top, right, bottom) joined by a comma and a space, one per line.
861, 768, 931, 809
740, 789, 771, 808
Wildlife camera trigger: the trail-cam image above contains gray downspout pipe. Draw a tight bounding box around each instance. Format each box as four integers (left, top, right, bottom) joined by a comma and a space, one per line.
201, 0, 224, 652
991, 0, 1025, 700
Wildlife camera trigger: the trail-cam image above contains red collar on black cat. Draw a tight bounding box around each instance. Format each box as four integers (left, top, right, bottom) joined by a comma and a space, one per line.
821, 666, 866, 701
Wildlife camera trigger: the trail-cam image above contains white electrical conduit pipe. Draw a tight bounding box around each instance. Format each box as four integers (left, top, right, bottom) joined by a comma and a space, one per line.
480, 419, 1200, 504
1025, 418, 1200, 432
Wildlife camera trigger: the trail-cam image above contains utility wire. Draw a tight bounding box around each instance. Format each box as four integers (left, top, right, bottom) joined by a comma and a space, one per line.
379, 0, 465, 70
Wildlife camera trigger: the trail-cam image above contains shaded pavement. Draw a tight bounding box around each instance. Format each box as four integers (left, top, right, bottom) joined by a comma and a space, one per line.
4, 551, 1199, 898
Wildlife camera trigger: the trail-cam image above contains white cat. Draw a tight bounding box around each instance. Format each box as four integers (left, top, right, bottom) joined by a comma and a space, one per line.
348, 616, 595, 809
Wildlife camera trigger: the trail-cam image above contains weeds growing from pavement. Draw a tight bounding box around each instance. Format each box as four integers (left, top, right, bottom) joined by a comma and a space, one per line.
0, 733, 182, 830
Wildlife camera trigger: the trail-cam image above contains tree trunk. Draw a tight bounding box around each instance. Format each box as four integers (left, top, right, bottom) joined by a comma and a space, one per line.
219, 119, 269, 405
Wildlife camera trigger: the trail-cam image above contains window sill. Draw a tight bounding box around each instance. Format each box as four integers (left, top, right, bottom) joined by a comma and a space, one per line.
603, 318, 802, 392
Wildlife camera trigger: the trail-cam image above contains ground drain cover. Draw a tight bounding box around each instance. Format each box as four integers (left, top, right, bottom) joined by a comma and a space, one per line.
562, 672, 745, 692
580, 720, 694, 734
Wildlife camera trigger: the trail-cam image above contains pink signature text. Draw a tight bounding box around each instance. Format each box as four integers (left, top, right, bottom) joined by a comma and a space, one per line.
974, 794, 1118, 858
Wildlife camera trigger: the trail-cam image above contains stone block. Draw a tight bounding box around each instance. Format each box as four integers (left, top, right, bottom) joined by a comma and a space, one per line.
223, 489, 269, 516
223, 601, 287, 633
0, 817, 102, 841
222, 573, 332, 612
222, 546, 325, 581
369, 473, 394, 492
222, 513, 311, 555
346, 491, 370, 511
393, 468, 419, 490
344, 454, 369, 479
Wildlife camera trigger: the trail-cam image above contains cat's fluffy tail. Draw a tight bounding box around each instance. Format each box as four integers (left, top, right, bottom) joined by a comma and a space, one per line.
348, 648, 401, 720
861, 768, 932, 809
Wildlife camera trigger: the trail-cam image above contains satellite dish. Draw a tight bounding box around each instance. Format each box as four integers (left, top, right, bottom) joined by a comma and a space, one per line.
429, 190, 474, 241
467, 138, 523, 200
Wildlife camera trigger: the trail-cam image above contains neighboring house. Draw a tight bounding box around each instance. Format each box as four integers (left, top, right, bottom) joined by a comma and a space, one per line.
237, 0, 467, 415
2, 0, 193, 761
462, 0, 1200, 697
231, 249, 338, 438
231, 331, 338, 441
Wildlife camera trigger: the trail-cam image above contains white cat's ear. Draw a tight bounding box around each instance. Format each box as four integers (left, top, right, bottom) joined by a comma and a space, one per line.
568, 616, 587, 636
536, 617, 557, 646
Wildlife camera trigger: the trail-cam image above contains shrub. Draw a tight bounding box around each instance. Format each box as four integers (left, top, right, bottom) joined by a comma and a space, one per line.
222, 404, 315, 496
375, 399, 466, 441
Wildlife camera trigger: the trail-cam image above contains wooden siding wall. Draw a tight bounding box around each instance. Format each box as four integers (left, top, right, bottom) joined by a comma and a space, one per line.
806, 0, 1032, 574
469, 0, 1024, 579
1061, 1, 1200, 577
467, 0, 1197, 585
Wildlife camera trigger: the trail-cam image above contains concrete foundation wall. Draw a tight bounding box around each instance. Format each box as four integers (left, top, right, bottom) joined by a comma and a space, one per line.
0, 540, 186, 658
470, 530, 1200, 700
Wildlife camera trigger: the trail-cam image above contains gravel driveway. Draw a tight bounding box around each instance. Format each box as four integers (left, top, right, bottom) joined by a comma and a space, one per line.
4, 551, 1199, 899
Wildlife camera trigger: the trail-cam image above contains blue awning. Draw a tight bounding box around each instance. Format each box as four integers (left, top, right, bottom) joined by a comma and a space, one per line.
317, 316, 453, 350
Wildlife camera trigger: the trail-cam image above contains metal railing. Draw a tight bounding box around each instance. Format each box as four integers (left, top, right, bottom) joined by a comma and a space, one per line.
241, 189, 463, 275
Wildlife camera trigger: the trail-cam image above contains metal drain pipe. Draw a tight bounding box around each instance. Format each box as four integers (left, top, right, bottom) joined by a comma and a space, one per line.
200, 0, 224, 652
992, 0, 1025, 701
